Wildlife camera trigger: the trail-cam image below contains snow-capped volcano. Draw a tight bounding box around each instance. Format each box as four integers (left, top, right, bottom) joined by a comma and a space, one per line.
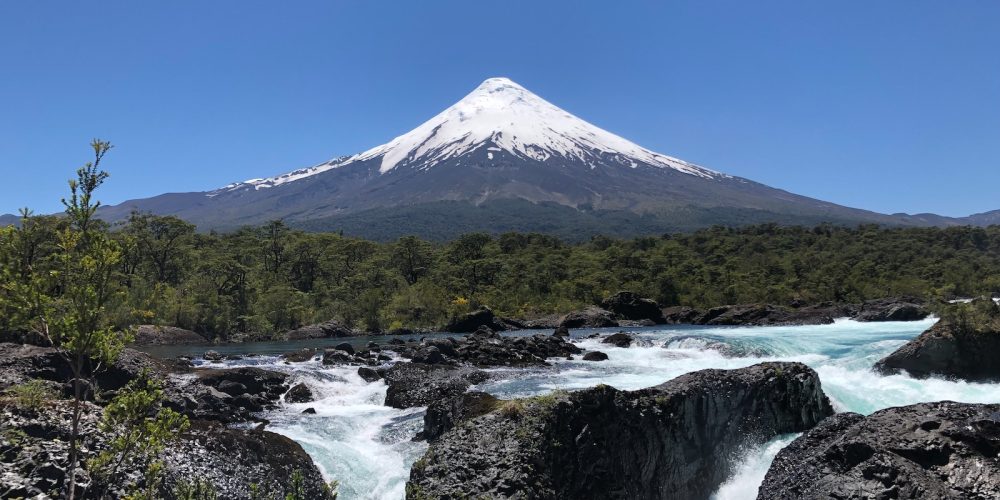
219, 77, 723, 192
100, 77, 928, 239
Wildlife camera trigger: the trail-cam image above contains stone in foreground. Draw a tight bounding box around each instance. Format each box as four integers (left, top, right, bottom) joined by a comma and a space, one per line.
758, 401, 1000, 500
407, 362, 832, 499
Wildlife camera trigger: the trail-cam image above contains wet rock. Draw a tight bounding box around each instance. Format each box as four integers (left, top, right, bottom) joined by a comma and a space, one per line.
758, 401, 1000, 500
388, 338, 406, 346
853, 296, 929, 322
131, 325, 208, 345
383, 363, 489, 409
582, 351, 609, 361
600, 291, 665, 323
552, 325, 570, 337
281, 348, 318, 363
408, 362, 833, 499
875, 319, 1000, 381
322, 349, 355, 365
284, 382, 313, 404
357, 366, 382, 383
334, 342, 355, 355
203, 350, 225, 361
601, 332, 634, 348
301, 407, 316, 414
559, 306, 619, 328
180, 367, 289, 420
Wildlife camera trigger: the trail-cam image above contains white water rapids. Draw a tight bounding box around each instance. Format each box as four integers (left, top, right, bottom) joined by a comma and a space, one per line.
193, 318, 1000, 499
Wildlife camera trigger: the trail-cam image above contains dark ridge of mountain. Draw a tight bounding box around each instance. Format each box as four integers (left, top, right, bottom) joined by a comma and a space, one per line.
966, 209, 1000, 226
287, 199, 894, 242
30, 76, 991, 237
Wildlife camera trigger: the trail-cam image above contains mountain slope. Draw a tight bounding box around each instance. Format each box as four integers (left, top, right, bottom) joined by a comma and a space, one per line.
94, 77, 980, 235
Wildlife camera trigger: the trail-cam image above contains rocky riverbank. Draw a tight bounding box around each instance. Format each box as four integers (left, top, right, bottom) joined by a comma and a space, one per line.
0, 342, 332, 499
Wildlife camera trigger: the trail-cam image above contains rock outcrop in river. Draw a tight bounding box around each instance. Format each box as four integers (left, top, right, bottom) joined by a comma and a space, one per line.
758, 401, 1000, 499
406, 362, 833, 499
875, 317, 1000, 381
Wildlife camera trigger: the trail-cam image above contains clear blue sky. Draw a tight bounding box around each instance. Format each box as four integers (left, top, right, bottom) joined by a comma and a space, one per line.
1, 1, 997, 217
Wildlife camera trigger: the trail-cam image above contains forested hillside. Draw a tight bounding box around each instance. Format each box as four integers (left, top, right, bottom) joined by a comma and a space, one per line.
4, 210, 999, 341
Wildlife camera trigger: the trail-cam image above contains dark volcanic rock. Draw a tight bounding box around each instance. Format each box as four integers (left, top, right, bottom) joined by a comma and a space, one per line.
552, 325, 570, 337
176, 367, 289, 420
284, 382, 313, 404
420, 391, 500, 441
853, 296, 929, 322
443, 306, 512, 333
661, 306, 703, 324
161, 419, 332, 500
601, 332, 634, 348
600, 291, 665, 323
285, 319, 358, 340
697, 303, 837, 326
281, 348, 318, 363
582, 351, 609, 361
334, 342, 355, 355
875, 320, 1000, 381
758, 401, 1000, 500
0, 343, 170, 394
383, 363, 489, 409
357, 366, 382, 382
132, 325, 208, 346
0, 398, 102, 498
396, 327, 582, 368
559, 306, 619, 328
408, 362, 833, 499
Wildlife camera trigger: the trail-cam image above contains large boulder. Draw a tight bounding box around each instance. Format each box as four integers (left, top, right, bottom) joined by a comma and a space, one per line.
601, 332, 634, 348
420, 391, 500, 441
131, 325, 208, 346
661, 306, 703, 324
600, 291, 665, 323
407, 362, 833, 499
696, 303, 838, 326
160, 420, 333, 500
285, 319, 358, 340
559, 306, 619, 329
443, 307, 512, 333
758, 401, 1000, 499
383, 363, 489, 409
853, 296, 929, 322
875, 320, 1000, 381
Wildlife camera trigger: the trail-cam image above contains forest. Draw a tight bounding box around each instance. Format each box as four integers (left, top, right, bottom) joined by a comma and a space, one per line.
4, 203, 1000, 341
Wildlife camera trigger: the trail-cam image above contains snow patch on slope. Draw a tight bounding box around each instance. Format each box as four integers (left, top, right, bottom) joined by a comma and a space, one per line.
217, 77, 724, 193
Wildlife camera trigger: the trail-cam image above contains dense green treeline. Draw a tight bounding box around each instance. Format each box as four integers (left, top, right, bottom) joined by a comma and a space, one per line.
4, 207, 1000, 341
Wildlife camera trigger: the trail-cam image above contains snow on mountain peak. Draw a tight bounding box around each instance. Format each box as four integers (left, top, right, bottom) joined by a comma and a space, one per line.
219, 77, 723, 192
358, 77, 722, 177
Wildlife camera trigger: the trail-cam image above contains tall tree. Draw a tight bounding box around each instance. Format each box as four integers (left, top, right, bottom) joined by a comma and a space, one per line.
2, 140, 130, 500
